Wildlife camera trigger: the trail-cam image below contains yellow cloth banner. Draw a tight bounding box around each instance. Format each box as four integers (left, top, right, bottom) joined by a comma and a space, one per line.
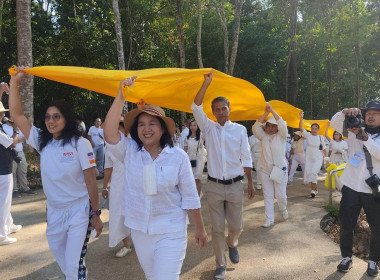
9, 66, 331, 133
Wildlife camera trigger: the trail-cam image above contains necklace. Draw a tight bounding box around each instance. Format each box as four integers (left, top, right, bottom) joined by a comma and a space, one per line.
150, 147, 162, 160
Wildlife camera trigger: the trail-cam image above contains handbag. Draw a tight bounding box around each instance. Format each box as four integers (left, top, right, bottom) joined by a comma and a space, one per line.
270, 165, 286, 184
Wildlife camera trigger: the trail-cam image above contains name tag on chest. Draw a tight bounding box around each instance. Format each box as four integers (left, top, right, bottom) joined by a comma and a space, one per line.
61, 152, 76, 163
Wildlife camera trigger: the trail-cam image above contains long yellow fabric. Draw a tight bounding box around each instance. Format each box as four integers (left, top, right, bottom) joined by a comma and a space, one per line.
9, 66, 332, 134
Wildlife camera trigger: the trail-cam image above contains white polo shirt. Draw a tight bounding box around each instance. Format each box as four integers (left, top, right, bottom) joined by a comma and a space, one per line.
3, 123, 24, 152
191, 102, 252, 180
27, 126, 96, 208
88, 126, 104, 146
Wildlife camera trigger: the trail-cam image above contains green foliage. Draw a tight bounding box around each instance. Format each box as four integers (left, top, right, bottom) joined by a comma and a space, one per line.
1, 0, 380, 125
324, 202, 340, 218
25, 150, 42, 189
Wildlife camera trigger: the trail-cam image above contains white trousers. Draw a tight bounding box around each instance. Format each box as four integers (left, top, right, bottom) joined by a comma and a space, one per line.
131, 229, 187, 280
46, 199, 91, 280
0, 174, 13, 239
260, 171, 288, 222
252, 154, 261, 184
288, 153, 306, 183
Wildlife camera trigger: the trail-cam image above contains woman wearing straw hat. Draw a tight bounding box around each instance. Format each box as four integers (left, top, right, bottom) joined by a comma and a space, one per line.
103, 77, 207, 280
252, 103, 289, 228
288, 131, 306, 184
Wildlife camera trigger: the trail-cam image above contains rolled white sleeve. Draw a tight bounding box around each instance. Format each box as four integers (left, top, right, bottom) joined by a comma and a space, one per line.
105, 131, 127, 163
252, 121, 265, 141
26, 126, 41, 153
177, 154, 201, 210
191, 102, 210, 133
330, 111, 345, 135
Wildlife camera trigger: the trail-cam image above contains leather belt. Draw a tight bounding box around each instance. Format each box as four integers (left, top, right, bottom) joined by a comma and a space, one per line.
207, 175, 244, 185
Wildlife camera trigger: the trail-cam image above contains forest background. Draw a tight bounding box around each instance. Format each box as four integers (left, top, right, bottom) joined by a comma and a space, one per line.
0, 0, 379, 129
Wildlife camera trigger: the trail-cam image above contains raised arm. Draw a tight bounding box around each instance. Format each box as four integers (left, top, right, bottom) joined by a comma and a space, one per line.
104, 77, 136, 144
8, 67, 32, 139
299, 111, 304, 132
194, 72, 213, 106
325, 122, 331, 141
257, 103, 271, 123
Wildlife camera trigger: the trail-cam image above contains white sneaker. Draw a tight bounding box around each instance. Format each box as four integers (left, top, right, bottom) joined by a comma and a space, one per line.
262, 220, 274, 228
282, 210, 289, 220
8, 224, 22, 234
310, 190, 318, 198
115, 246, 132, 258
256, 184, 262, 190
0, 237, 17, 246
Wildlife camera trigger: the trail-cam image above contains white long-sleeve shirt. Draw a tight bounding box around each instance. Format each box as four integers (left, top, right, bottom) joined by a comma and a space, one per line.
330, 111, 380, 194
252, 118, 288, 173
106, 133, 200, 234
191, 102, 252, 180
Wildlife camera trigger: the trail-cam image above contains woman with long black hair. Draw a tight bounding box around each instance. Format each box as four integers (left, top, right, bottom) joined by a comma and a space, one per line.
184, 120, 206, 196
9, 67, 103, 280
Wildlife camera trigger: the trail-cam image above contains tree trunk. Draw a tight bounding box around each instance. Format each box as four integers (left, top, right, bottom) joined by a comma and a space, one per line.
112, 0, 128, 115
0, 0, 4, 37
175, 0, 186, 68
175, 0, 187, 124
326, 49, 333, 118
112, 0, 125, 70
286, 0, 298, 105
228, 0, 243, 76
212, 0, 229, 73
309, 64, 313, 118
16, 0, 33, 122
354, 42, 361, 108
197, 0, 204, 68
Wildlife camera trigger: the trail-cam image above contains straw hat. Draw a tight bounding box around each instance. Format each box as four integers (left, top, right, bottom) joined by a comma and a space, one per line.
0, 102, 9, 113
123, 104, 176, 137
294, 131, 303, 137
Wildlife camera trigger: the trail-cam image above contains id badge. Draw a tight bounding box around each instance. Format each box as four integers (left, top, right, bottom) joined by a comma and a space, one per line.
348, 152, 364, 167
143, 164, 158, 195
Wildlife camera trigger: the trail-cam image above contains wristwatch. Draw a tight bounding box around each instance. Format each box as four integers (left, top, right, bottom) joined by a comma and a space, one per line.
90, 209, 101, 216
13, 130, 19, 134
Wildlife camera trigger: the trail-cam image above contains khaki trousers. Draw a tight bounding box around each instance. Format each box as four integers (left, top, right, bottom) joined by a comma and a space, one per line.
205, 179, 244, 267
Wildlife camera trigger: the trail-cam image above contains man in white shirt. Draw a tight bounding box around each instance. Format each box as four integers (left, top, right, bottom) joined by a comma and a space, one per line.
88, 118, 104, 177
192, 72, 255, 279
330, 100, 380, 277
3, 118, 36, 196
0, 97, 22, 246
179, 119, 190, 149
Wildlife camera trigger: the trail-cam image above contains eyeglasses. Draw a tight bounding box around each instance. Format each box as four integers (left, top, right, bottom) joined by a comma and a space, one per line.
45, 113, 61, 122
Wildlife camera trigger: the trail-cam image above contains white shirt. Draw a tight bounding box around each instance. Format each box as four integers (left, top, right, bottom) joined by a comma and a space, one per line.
191, 102, 252, 180
252, 118, 288, 173
248, 134, 261, 156
0, 128, 13, 149
106, 133, 200, 234
180, 127, 189, 149
88, 126, 104, 146
291, 138, 305, 155
27, 126, 96, 208
330, 111, 380, 194
3, 123, 24, 152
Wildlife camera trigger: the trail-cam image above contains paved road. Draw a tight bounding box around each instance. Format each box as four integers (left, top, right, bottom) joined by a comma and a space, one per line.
0, 171, 376, 280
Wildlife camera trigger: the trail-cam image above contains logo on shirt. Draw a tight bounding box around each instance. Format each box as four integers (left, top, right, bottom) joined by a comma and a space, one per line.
88, 152, 95, 164
60, 151, 75, 163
